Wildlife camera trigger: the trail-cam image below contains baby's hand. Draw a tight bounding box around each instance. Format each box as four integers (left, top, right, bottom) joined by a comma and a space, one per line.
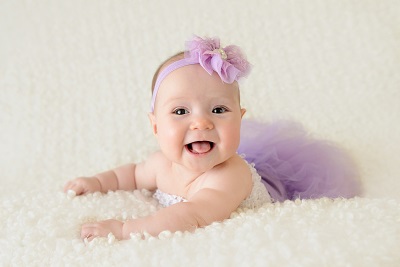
81, 219, 124, 241
63, 177, 102, 196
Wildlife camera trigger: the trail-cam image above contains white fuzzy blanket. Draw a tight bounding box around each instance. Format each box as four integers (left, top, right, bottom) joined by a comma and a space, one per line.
1, 0, 399, 266
1, 189, 399, 266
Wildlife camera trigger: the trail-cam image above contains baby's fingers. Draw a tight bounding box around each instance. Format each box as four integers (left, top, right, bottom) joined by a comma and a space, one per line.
81, 220, 124, 241
63, 179, 85, 195
81, 224, 98, 241
81, 223, 107, 240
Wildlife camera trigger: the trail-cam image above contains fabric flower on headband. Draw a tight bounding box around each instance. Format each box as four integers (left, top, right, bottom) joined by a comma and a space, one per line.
150, 35, 251, 112
185, 36, 251, 83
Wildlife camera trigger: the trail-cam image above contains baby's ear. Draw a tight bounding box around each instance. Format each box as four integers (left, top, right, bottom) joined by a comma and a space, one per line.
148, 113, 157, 135
240, 108, 246, 118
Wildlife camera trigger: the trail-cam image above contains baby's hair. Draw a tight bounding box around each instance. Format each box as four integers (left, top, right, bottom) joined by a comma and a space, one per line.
151, 52, 185, 93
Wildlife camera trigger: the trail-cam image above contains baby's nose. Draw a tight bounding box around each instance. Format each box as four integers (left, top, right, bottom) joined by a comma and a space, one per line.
190, 116, 214, 130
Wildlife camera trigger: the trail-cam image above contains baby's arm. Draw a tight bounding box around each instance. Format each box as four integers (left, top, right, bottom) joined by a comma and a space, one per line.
64, 153, 159, 195
81, 156, 253, 240
63, 164, 136, 195
121, 187, 249, 238
81, 201, 207, 240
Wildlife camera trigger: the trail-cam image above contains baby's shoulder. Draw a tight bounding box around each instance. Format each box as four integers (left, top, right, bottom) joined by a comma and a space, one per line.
196, 155, 253, 200
218, 154, 250, 174
207, 155, 252, 185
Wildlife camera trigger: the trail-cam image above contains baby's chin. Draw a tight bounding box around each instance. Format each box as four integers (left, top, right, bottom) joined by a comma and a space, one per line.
182, 155, 236, 174
182, 162, 217, 174
178, 157, 221, 174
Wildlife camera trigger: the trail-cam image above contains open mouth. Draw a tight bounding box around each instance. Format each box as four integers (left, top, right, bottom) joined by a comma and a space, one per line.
186, 141, 215, 154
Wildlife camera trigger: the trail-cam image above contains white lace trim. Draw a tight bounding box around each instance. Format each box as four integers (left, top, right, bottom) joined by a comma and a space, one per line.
239, 162, 272, 209
153, 161, 271, 208
153, 189, 187, 207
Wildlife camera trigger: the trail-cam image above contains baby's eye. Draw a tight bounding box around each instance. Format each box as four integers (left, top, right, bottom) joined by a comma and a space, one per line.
212, 106, 229, 114
173, 108, 189, 115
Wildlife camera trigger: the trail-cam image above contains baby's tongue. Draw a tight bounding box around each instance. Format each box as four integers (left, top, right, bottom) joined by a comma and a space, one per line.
190, 141, 211, 154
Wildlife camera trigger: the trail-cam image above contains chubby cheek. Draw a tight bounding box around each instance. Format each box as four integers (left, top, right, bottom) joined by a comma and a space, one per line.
220, 122, 242, 152
156, 121, 185, 153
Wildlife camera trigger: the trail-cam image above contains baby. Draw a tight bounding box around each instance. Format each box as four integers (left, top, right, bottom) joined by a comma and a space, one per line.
64, 36, 271, 240
64, 35, 361, 241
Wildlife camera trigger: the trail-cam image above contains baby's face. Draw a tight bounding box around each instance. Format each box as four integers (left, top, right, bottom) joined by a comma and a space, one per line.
150, 64, 245, 173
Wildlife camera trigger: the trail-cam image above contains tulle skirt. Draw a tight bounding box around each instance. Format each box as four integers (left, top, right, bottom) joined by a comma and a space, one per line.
238, 119, 361, 202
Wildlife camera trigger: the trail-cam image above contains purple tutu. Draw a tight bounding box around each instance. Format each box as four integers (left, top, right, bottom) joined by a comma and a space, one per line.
238, 120, 361, 202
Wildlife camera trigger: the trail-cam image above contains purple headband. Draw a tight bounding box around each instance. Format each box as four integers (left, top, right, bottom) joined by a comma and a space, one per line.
150, 36, 251, 112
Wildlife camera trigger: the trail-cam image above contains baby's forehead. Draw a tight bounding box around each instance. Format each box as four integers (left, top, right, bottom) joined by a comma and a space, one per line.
160, 84, 241, 107
168, 64, 239, 87
154, 64, 242, 112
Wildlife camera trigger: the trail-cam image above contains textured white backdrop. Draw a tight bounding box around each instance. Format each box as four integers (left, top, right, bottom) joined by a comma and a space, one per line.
1, 1, 400, 266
